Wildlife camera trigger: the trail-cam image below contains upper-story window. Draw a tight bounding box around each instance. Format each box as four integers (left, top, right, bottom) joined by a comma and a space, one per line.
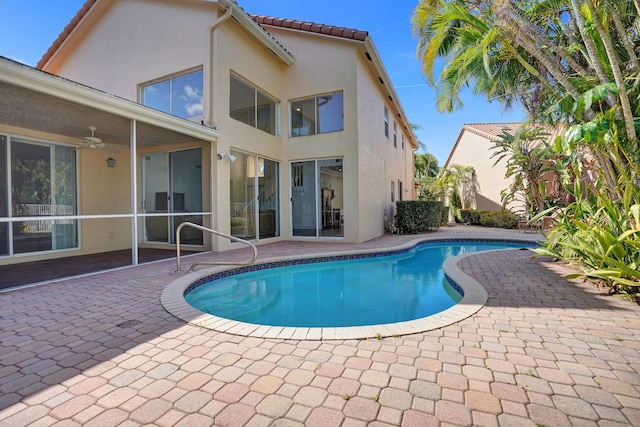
402, 134, 405, 150
141, 69, 203, 122
384, 107, 389, 138
291, 92, 343, 137
393, 121, 397, 148
230, 74, 277, 135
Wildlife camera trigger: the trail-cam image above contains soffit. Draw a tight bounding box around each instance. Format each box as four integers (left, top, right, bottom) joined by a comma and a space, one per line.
0, 81, 204, 148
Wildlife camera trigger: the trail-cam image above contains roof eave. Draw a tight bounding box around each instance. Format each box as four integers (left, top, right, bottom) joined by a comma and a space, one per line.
219, 0, 294, 65
363, 37, 419, 150
3, 57, 220, 141
38, 0, 295, 70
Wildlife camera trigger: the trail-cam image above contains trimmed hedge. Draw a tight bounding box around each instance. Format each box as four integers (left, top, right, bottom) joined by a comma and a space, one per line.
459, 209, 518, 229
396, 200, 443, 234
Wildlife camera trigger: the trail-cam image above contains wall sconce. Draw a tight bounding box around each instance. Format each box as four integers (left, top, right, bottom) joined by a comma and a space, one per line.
106, 157, 116, 168
217, 151, 237, 162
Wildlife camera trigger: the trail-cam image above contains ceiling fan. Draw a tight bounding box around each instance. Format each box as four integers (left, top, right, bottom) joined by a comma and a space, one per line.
79, 126, 119, 152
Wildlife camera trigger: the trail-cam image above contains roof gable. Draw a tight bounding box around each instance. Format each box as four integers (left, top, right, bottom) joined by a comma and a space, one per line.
37, 0, 296, 70
443, 123, 522, 168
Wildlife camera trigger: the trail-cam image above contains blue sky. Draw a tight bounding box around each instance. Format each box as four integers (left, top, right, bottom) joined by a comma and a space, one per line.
0, 0, 525, 165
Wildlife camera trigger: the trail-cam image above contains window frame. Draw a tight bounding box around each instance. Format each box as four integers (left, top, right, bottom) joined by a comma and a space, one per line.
290, 91, 344, 137
390, 180, 395, 203
230, 74, 279, 136
384, 107, 389, 138
393, 121, 397, 148
140, 68, 204, 122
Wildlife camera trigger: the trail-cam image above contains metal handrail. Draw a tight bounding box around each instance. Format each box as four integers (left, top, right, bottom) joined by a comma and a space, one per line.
176, 222, 258, 272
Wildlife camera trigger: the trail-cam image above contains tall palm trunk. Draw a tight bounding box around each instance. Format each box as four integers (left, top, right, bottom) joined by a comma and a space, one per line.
583, 0, 638, 145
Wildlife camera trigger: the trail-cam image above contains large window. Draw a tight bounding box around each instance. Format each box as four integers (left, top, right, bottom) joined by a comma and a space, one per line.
230, 75, 277, 135
291, 92, 343, 137
1, 137, 78, 255
141, 69, 203, 122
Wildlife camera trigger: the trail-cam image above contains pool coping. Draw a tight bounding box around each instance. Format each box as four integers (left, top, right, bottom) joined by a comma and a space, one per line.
160, 237, 533, 340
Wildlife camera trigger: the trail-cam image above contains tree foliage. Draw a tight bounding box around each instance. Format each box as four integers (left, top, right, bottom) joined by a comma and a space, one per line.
413, 0, 640, 290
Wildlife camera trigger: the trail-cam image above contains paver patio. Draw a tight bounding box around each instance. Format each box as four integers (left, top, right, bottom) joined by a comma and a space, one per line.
1, 226, 639, 426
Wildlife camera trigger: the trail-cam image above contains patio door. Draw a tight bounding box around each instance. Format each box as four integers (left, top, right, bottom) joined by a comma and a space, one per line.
229, 150, 279, 240
291, 158, 343, 237
142, 148, 203, 245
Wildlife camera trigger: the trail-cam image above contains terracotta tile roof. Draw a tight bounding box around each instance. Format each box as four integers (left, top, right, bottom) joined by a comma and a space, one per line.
462, 123, 522, 141
251, 15, 369, 41
37, 0, 98, 69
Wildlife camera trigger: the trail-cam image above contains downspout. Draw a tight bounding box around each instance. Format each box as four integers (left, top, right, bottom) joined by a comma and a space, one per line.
206, 5, 232, 252
206, 6, 232, 127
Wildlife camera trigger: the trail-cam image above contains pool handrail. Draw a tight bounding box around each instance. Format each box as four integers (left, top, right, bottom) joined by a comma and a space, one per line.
176, 222, 257, 272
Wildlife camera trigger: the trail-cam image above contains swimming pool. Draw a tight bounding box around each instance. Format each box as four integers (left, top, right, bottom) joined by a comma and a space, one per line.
175, 240, 532, 336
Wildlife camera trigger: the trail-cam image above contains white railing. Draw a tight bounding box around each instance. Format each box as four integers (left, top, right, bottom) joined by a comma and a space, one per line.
176, 222, 257, 272
17, 204, 74, 232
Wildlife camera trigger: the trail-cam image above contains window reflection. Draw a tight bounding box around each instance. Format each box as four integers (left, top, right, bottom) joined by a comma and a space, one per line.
141, 70, 203, 122
290, 92, 343, 137
230, 75, 278, 135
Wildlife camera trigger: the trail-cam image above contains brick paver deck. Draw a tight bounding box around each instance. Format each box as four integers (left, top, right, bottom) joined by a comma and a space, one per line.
1, 226, 639, 426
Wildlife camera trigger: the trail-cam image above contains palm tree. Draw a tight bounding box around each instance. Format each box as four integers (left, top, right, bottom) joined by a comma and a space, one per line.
490, 126, 559, 215
412, 0, 639, 202
437, 164, 478, 220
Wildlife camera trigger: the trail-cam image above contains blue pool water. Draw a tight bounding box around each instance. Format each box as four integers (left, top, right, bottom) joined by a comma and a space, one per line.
185, 240, 531, 327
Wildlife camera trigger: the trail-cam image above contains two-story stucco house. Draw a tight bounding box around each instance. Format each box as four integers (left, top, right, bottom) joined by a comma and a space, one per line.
0, 0, 417, 278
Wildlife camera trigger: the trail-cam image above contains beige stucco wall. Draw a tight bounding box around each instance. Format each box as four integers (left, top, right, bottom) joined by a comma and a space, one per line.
38, 0, 416, 253
45, 0, 214, 102
355, 53, 415, 242
266, 28, 360, 243
446, 130, 514, 211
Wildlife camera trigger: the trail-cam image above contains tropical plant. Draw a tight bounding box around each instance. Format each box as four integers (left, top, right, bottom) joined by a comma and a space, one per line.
414, 151, 441, 200
412, 0, 640, 290
437, 164, 478, 220
491, 125, 560, 216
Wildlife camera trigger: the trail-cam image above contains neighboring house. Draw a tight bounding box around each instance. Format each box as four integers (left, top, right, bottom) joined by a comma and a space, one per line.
0, 0, 417, 269
444, 123, 522, 212
444, 122, 565, 216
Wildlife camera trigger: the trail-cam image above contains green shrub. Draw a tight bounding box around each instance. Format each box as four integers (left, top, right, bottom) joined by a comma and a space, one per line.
460, 209, 518, 228
396, 200, 442, 234
440, 205, 449, 225
479, 212, 496, 227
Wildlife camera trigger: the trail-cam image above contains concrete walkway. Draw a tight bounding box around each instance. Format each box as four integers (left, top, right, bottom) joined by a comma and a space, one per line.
1, 226, 639, 426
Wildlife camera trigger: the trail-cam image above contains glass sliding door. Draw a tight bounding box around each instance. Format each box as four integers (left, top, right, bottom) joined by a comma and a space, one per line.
291, 161, 317, 236
170, 149, 203, 245
259, 158, 279, 239
143, 153, 169, 243
291, 158, 343, 238
230, 150, 279, 240
319, 158, 343, 237
142, 148, 203, 245
0, 136, 7, 255
229, 151, 255, 240
10, 139, 78, 254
